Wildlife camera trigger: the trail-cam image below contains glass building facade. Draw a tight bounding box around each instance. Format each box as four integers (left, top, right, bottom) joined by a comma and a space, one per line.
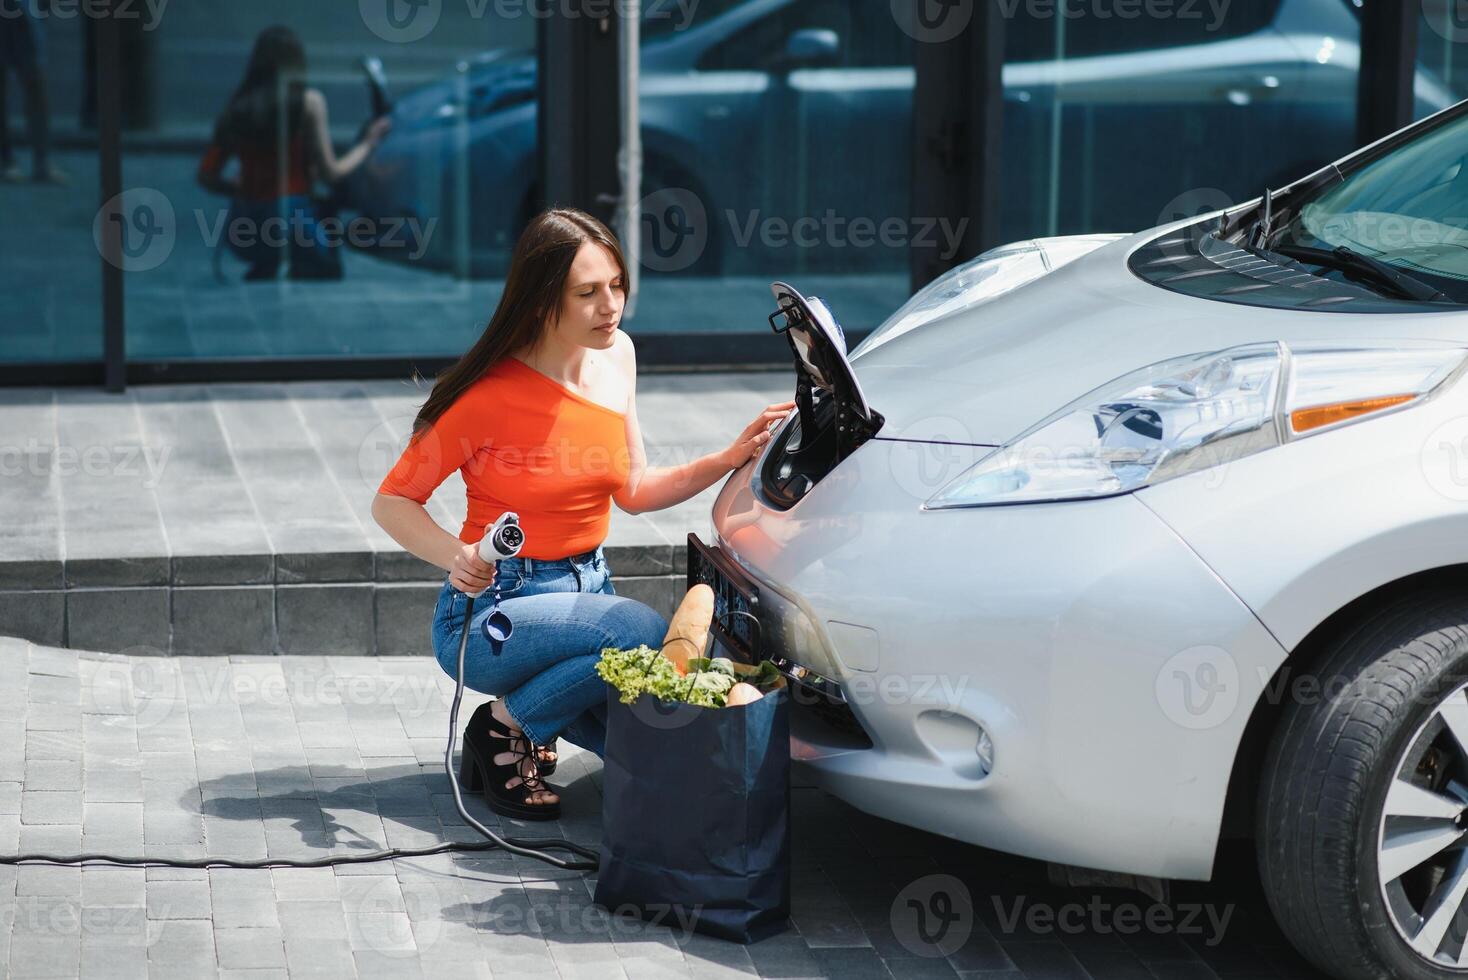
0, 0, 1451, 381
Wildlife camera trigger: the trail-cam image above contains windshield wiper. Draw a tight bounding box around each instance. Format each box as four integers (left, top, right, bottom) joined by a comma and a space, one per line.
1271, 243, 1449, 302
1247, 187, 1273, 250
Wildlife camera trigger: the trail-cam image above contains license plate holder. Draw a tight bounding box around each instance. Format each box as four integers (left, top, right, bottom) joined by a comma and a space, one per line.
686, 533, 762, 664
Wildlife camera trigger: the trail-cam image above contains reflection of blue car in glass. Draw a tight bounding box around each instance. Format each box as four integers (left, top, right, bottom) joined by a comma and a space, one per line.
342, 0, 1453, 277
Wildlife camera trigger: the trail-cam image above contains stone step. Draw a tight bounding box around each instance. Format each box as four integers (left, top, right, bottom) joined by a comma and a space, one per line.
0, 543, 689, 656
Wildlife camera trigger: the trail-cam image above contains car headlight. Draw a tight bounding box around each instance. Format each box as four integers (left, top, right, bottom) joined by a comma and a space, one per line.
923, 341, 1468, 509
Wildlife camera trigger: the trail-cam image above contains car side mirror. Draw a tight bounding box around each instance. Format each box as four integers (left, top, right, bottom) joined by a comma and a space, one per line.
772, 28, 841, 72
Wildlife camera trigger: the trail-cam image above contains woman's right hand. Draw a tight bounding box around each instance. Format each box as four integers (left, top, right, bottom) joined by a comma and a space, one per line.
449, 542, 497, 595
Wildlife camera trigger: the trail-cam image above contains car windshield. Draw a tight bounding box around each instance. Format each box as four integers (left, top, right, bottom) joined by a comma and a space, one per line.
1272, 110, 1468, 303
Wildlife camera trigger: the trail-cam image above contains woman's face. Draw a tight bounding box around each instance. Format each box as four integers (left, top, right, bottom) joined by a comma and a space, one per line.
549, 241, 626, 351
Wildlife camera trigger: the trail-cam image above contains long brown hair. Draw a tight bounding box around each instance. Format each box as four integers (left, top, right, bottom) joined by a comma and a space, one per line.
215, 25, 308, 152
409, 208, 628, 443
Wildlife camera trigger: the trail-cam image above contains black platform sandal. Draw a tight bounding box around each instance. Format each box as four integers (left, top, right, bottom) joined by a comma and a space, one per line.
463, 703, 558, 774
460, 701, 562, 821
470, 702, 557, 776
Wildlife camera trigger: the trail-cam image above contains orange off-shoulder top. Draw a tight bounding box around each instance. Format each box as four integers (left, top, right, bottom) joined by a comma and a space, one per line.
378, 356, 631, 559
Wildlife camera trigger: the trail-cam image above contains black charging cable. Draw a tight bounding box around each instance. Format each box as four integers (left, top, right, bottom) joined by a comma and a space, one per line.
442, 590, 598, 871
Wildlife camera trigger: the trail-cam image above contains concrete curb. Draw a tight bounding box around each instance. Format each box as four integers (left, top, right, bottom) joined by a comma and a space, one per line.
0, 545, 687, 655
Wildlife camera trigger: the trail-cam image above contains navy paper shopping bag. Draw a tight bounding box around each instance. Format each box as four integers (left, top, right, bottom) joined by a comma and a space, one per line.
593, 682, 792, 944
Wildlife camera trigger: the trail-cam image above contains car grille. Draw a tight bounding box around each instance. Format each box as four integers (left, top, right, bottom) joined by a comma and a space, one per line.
687, 533, 873, 749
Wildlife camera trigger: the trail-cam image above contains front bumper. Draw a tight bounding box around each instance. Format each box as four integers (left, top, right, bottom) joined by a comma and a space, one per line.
711, 437, 1286, 880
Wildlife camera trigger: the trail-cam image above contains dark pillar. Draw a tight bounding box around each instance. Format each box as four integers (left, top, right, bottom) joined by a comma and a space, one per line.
537, 3, 623, 230
96, 0, 125, 392
1356, 0, 1419, 148
909, 0, 1005, 293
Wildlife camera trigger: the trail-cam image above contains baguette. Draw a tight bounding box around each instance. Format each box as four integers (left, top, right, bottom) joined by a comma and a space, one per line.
660, 584, 715, 673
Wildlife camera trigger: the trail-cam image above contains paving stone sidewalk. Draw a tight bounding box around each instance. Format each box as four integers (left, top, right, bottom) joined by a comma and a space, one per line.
0, 635, 1328, 980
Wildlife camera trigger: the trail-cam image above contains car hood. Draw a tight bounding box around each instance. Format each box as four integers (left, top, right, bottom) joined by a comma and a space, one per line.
845, 227, 1468, 446
391, 51, 536, 125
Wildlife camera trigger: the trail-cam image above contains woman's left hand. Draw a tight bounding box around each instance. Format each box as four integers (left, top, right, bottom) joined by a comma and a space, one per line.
722, 401, 797, 470
365, 116, 392, 147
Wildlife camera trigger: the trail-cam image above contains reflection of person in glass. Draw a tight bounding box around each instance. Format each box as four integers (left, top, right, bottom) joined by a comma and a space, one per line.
0, 0, 67, 184
197, 25, 389, 280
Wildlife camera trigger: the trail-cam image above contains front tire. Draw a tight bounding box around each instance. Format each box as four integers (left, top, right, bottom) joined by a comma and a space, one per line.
1258, 592, 1468, 979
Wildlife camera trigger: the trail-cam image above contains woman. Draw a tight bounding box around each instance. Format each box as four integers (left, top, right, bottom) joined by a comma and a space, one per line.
372, 207, 794, 819
197, 25, 390, 280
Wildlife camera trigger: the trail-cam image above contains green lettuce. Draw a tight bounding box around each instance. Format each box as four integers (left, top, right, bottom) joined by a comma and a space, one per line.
597, 646, 783, 708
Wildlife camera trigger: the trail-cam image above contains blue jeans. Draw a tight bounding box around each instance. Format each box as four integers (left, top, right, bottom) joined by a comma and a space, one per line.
226, 195, 341, 279
431, 544, 670, 759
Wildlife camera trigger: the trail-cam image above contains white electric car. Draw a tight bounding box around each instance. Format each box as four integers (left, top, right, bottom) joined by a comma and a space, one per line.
696, 100, 1468, 978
